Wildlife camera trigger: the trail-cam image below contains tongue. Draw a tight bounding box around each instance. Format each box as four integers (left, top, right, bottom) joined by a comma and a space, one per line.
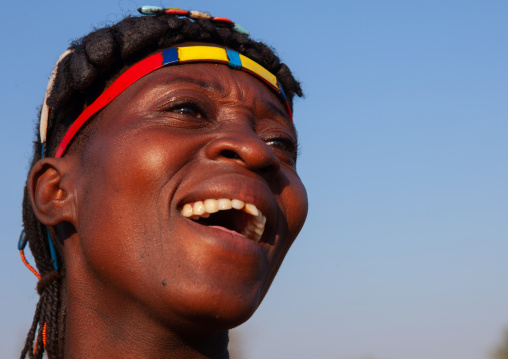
209, 225, 245, 237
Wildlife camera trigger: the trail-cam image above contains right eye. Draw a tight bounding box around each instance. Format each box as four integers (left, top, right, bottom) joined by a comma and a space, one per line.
173, 106, 203, 119
156, 96, 210, 120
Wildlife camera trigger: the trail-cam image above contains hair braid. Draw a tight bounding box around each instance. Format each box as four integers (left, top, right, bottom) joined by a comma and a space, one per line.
20, 296, 42, 359
43, 281, 62, 358
21, 13, 303, 358
34, 307, 45, 359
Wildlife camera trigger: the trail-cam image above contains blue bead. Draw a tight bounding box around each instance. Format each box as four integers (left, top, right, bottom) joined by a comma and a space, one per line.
18, 229, 27, 250
226, 50, 242, 69
47, 231, 59, 271
162, 48, 179, 65
278, 81, 287, 101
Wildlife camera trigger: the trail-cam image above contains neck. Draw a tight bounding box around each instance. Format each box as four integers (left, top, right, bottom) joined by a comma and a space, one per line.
64, 289, 230, 359
62, 256, 230, 359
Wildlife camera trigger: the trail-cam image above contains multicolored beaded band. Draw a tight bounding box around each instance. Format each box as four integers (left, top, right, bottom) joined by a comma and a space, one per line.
137, 6, 250, 36
50, 45, 291, 158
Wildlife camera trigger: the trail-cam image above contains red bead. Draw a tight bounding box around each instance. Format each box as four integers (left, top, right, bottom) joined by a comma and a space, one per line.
213, 17, 233, 24
166, 9, 189, 16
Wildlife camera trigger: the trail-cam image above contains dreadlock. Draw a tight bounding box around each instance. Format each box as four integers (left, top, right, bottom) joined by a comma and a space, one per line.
21, 12, 303, 359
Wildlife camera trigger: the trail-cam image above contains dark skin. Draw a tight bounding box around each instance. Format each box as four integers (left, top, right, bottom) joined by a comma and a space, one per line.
29, 49, 308, 358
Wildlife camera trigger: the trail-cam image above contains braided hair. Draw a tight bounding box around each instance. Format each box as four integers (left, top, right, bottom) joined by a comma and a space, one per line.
21, 12, 303, 359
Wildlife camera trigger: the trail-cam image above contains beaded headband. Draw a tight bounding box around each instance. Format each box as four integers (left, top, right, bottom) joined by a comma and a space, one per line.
44, 46, 291, 158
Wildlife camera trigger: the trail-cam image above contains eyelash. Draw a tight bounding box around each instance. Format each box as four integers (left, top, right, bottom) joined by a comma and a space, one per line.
161, 98, 209, 121
264, 135, 298, 165
173, 106, 202, 118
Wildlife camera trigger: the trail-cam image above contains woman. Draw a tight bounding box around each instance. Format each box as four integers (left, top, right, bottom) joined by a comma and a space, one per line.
20, 6, 307, 358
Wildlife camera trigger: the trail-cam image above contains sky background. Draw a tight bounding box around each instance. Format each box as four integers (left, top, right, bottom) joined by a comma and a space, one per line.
1, 1, 507, 358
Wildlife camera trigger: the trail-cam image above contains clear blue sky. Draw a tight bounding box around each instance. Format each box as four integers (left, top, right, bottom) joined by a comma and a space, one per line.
1, 1, 507, 358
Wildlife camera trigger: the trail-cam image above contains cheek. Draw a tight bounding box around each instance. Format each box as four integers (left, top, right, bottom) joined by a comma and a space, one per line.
259, 174, 307, 299
282, 172, 308, 238
75, 135, 182, 285
270, 172, 308, 268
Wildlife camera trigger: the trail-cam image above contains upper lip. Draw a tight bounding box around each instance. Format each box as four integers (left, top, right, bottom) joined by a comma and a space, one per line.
175, 174, 278, 243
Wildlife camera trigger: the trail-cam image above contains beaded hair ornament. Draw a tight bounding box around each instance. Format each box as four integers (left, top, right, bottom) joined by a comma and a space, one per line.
22, 5, 293, 317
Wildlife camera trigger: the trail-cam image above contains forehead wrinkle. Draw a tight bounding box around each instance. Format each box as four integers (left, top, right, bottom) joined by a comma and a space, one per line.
158, 74, 227, 93
224, 73, 292, 126
218, 75, 297, 136
260, 99, 296, 132
231, 74, 247, 103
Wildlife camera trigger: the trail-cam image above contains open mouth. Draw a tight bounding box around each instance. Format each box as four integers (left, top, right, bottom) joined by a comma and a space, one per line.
180, 199, 266, 243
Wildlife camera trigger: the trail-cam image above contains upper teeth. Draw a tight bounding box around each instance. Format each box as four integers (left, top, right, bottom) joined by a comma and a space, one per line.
180, 198, 266, 242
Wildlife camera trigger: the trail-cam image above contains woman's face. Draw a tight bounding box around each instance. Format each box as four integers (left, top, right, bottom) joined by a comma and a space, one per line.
67, 58, 308, 332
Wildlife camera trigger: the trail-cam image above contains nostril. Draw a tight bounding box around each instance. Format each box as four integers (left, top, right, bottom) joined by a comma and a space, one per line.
221, 150, 240, 159
208, 138, 280, 179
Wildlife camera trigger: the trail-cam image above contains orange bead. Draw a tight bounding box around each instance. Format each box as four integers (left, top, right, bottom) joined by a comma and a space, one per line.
20, 250, 41, 280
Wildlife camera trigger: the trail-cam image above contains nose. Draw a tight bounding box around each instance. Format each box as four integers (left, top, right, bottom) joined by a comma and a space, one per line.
204, 130, 281, 180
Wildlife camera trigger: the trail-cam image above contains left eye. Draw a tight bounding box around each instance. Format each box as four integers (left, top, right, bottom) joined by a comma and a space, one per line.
265, 139, 288, 150
264, 136, 298, 165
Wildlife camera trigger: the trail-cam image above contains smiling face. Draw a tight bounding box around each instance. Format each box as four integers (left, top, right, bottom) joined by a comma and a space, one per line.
64, 58, 308, 335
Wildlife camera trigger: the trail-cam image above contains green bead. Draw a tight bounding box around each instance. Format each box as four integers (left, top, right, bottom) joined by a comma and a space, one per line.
233, 23, 250, 36
138, 6, 164, 15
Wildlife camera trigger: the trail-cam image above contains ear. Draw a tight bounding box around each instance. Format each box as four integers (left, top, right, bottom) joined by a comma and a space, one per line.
28, 157, 77, 227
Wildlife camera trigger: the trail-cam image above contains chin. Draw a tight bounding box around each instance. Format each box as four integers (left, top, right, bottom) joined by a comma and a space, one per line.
160, 281, 265, 335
